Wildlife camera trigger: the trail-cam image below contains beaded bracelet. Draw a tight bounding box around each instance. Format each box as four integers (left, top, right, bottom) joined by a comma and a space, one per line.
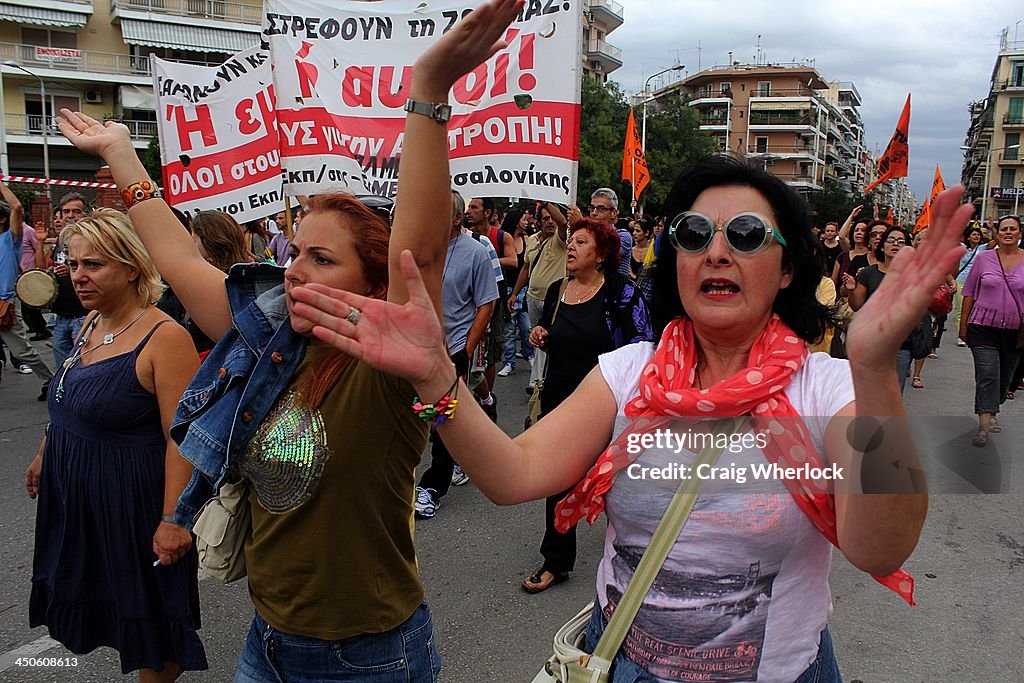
412, 378, 459, 429
121, 180, 163, 209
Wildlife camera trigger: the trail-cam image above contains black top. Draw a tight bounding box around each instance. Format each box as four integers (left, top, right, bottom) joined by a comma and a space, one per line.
849, 253, 870, 277
539, 287, 612, 414
856, 263, 886, 300
820, 241, 843, 275
156, 287, 215, 354
49, 242, 87, 318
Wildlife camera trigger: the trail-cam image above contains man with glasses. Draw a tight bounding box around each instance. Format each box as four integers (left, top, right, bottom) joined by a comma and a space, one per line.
40, 192, 90, 370
575, 187, 632, 277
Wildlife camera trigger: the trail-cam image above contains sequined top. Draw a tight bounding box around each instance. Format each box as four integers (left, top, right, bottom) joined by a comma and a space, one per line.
241, 345, 429, 640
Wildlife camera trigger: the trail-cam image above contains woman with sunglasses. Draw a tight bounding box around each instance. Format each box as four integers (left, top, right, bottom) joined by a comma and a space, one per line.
959, 214, 1024, 445
53, 2, 525, 679
295, 151, 970, 680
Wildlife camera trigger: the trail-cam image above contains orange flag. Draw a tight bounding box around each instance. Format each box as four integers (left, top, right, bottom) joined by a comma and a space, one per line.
886, 207, 894, 224
622, 109, 650, 203
865, 94, 911, 193
929, 165, 946, 203
913, 198, 930, 233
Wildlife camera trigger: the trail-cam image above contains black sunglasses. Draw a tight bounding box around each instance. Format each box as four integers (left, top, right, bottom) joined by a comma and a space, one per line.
667, 212, 787, 254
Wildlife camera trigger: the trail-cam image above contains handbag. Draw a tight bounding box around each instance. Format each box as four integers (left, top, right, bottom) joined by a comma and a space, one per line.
0, 299, 15, 330
532, 419, 740, 683
994, 250, 1024, 350
928, 284, 953, 317
192, 478, 250, 583
525, 279, 568, 430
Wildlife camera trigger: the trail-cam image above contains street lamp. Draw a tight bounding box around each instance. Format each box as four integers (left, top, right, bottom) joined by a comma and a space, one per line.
979, 143, 1020, 224
641, 64, 685, 154
5, 61, 50, 204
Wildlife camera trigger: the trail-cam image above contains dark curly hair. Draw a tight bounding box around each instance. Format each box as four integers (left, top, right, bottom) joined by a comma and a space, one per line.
570, 217, 621, 272
873, 224, 906, 262
649, 155, 832, 343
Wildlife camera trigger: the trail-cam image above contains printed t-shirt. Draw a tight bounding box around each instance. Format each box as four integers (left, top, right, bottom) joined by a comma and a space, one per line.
595, 343, 855, 683
525, 232, 567, 300
240, 347, 430, 640
441, 233, 499, 354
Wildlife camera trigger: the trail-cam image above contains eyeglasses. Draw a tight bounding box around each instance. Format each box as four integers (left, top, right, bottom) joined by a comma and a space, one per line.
667, 212, 787, 254
869, 231, 885, 238
884, 237, 907, 245
588, 204, 613, 214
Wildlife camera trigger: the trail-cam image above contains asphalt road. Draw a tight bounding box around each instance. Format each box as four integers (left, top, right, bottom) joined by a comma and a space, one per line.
1, 339, 1022, 681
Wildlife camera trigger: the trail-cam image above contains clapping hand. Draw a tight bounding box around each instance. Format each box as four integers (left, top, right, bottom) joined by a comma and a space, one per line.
846, 186, 970, 372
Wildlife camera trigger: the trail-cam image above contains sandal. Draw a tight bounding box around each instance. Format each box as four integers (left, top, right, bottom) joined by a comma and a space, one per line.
928, 353, 938, 359
972, 431, 989, 447
522, 568, 569, 593
989, 417, 1001, 433
1007, 392, 1015, 401
912, 377, 924, 389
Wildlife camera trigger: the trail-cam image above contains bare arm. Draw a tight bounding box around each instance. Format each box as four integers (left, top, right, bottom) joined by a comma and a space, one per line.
464, 300, 494, 362
0, 180, 24, 241
55, 112, 232, 341
141, 322, 201, 565
548, 202, 570, 241
497, 230, 517, 269
837, 204, 861, 252
508, 256, 530, 312
959, 296, 974, 340
848, 281, 867, 311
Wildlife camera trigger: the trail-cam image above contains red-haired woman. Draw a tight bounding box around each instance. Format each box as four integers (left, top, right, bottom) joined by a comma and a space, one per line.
522, 218, 652, 592
53, 1, 524, 677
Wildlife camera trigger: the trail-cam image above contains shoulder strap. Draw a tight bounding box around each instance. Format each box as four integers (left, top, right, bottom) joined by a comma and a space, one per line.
586, 418, 742, 671
134, 320, 170, 354
956, 247, 979, 277
538, 278, 570, 382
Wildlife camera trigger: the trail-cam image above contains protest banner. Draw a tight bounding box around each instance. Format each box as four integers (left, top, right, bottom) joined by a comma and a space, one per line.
152, 46, 289, 222
262, 0, 582, 202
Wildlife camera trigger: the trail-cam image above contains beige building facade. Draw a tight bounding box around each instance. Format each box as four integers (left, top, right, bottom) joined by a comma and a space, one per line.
581, 0, 622, 82
961, 26, 1024, 222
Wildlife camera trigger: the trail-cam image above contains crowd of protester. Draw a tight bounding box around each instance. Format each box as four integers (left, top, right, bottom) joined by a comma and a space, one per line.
2, 1, 1021, 679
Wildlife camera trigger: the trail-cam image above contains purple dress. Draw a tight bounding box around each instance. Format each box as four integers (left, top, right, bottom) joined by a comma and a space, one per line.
30, 322, 207, 674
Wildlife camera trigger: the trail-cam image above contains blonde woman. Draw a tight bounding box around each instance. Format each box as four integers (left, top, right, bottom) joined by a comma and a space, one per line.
25, 209, 205, 680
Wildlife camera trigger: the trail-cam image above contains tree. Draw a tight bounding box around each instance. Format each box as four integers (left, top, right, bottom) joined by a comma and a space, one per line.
142, 136, 163, 186
805, 180, 880, 227
575, 79, 717, 215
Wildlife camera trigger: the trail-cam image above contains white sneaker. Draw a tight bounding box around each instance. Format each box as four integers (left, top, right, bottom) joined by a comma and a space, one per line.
17, 364, 32, 374
414, 487, 439, 518
956, 339, 966, 347
451, 465, 469, 486
497, 363, 513, 377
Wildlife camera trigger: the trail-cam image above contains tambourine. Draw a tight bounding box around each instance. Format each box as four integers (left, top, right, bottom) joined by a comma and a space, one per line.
15, 269, 58, 308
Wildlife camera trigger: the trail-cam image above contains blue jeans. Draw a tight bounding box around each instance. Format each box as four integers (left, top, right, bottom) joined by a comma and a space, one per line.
896, 349, 913, 394
52, 314, 86, 370
585, 604, 841, 683
503, 289, 534, 366
233, 605, 441, 682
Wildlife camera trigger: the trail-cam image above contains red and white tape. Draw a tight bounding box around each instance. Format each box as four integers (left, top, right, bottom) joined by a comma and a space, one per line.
1, 175, 117, 189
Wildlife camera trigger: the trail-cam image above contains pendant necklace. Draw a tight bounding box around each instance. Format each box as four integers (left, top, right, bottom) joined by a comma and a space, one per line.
55, 306, 151, 403
571, 276, 603, 304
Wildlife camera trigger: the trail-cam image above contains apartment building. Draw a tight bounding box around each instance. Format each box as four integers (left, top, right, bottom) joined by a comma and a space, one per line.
960, 26, 1024, 222
582, 0, 622, 82
645, 63, 869, 197
0, 0, 261, 181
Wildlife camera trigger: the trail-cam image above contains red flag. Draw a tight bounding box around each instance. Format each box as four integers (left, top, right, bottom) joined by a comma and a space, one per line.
622, 109, 650, 202
865, 94, 911, 193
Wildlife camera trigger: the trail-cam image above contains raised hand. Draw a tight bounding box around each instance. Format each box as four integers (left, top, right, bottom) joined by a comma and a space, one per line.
55, 109, 135, 161
846, 186, 971, 372
414, 0, 525, 93
289, 250, 451, 386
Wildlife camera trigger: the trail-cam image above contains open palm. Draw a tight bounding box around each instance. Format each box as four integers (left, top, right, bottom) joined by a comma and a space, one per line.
290, 251, 450, 385
846, 186, 971, 370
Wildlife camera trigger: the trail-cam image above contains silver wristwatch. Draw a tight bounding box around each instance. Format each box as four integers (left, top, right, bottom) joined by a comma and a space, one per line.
404, 99, 452, 124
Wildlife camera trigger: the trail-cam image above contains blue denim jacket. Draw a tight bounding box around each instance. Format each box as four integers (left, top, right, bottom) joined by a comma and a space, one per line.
170, 263, 308, 529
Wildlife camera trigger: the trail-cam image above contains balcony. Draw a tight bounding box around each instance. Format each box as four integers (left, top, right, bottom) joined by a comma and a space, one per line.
1001, 150, 1022, 163
5, 114, 156, 144
995, 78, 1024, 92
111, 0, 262, 27
0, 42, 153, 80
587, 0, 623, 31
587, 39, 622, 73
1004, 113, 1024, 127
771, 171, 822, 190
748, 85, 822, 102
698, 114, 728, 131
748, 109, 821, 135
746, 144, 821, 161
689, 89, 732, 106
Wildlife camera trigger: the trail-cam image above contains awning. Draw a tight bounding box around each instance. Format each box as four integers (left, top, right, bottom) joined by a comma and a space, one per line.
0, 4, 88, 28
121, 84, 154, 110
120, 18, 257, 53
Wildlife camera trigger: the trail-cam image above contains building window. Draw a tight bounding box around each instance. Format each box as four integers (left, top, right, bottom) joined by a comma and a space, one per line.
1012, 62, 1024, 88
1000, 169, 1016, 188
22, 28, 76, 48
755, 136, 769, 153
719, 81, 732, 96
756, 81, 771, 97
1006, 133, 1020, 161
24, 93, 80, 133
717, 136, 728, 151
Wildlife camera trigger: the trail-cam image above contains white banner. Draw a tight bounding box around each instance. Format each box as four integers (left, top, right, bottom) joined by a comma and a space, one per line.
152, 47, 288, 222
263, 0, 582, 201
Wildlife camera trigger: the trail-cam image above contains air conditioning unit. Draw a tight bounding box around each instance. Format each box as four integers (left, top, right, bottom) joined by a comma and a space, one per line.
85, 90, 103, 104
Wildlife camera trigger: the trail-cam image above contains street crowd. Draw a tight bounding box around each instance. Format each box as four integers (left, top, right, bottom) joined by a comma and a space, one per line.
2, 1, 1023, 681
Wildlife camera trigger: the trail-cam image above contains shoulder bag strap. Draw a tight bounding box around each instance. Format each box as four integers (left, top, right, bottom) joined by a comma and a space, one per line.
587, 418, 743, 670
995, 250, 1024, 324
956, 247, 979, 278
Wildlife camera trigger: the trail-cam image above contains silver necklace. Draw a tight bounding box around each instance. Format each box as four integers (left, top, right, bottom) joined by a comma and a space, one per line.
54, 306, 151, 403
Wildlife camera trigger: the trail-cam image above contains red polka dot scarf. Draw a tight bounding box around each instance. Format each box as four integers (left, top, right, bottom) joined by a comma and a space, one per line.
554, 315, 916, 605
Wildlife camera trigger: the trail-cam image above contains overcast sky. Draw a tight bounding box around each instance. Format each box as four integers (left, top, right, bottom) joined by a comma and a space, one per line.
608, 0, 1024, 202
